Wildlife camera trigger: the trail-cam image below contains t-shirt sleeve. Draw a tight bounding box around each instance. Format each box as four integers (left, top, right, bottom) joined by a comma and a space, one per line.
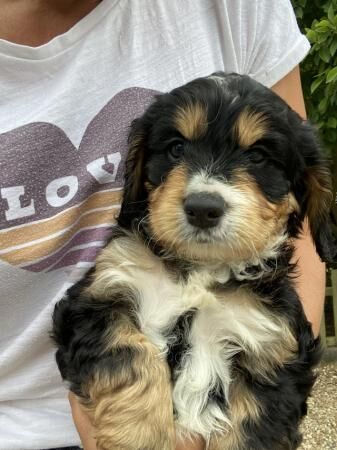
226, 0, 311, 87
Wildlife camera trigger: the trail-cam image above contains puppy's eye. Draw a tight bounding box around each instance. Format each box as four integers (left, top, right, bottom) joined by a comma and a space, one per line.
249, 147, 266, 166
168, 141, 185, 162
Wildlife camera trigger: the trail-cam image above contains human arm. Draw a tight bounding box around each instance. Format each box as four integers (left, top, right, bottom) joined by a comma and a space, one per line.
271, 65, 326, 337
69, 392, 98, 450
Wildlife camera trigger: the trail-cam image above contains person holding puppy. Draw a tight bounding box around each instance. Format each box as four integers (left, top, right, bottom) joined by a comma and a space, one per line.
0, 1, 325, 449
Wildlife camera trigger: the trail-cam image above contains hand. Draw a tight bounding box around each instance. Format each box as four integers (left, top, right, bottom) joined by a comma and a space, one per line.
69, 392, 205, 450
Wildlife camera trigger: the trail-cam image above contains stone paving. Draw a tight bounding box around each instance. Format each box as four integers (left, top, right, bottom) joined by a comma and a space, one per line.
299, 359, 337, 450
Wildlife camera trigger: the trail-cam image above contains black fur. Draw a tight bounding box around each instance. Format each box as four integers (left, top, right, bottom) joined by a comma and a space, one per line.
52, 73, 334, 450
120, 72, 337, 262
52, 270, 141, 397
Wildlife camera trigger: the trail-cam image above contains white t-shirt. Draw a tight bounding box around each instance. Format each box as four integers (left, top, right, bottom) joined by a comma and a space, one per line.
0, 1, 309, 448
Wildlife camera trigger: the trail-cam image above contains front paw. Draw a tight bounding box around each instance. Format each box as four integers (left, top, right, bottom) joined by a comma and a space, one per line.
81, 338, 175, 450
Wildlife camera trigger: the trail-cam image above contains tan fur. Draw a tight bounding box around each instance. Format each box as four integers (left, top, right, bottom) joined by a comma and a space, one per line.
85, 233, 158, 300
235, 108, 268, 148
83, 233, 297, 449
233, 169, 299, 219
149, 164, 188, 251
229, 377, 261, 425
305, 165, 333, 231
227, 170, 298, 256
83, 199, 298, 449
208, 376, 262, 450
174, 102, 208, 141
82, 238, 175, 449
89, 235, 298, 376
149, 167, 298, 264
81, 320, 175, 450
206, 289, 297, 450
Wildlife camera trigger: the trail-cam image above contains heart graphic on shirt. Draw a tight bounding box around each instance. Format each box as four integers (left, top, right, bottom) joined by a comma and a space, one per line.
0, 87, 158, 272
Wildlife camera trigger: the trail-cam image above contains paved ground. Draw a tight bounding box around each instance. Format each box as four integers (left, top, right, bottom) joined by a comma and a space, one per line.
299, 358, 337, 450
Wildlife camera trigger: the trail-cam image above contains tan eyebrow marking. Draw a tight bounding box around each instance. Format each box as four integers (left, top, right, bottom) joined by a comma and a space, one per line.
235, 108, 268, 148
174, 102, 208, 141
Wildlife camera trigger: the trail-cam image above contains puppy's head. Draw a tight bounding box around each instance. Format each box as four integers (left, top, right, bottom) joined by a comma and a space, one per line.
118, 73, 336, 264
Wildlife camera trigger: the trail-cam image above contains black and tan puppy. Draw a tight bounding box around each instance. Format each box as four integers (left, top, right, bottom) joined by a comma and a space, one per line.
52, 73, 336, 450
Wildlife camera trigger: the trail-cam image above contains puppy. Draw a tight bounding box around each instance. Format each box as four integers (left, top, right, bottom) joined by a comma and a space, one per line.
52, 73, 336, 450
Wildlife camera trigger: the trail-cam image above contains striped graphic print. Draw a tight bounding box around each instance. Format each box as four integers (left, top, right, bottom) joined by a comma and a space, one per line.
0, 189, 121, 272
0, 87, 159, 273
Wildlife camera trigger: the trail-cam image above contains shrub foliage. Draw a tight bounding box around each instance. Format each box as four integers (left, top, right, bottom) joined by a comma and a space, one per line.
292, 0, 337, 229
292, 0, 337, 154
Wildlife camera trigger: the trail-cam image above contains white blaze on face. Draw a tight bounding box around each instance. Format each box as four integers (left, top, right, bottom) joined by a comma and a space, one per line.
185, 171, 252, 232
148, 166, 291, 265
179, 170, 289, 264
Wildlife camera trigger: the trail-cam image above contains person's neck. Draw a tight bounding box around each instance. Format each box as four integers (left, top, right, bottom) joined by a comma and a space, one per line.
0, 0, 102, 46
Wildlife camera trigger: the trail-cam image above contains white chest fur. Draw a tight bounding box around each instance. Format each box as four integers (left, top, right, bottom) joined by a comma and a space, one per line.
91, 235, 296, 439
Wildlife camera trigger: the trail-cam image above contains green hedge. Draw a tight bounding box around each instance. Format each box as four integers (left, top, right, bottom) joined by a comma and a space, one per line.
292, 0, 337, 156
292, 0, 337, 240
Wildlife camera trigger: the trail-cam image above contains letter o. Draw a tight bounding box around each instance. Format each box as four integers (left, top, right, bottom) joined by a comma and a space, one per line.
46, 176, 79, 207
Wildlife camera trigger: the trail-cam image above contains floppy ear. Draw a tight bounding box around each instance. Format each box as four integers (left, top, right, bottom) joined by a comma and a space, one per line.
304, 164, 337, 263
118, 118, 148, 228
294, 119, 337, 264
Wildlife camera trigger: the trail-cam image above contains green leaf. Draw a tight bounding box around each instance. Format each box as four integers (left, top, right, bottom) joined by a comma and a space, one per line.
319, 46, 331, 62
331, 39, 337, 56
318, 97, 328, 113
314, 52, 321, 66
328, 4, 336, 23
327, 66, 337, 82
319, 60, 327, 74
317, 32, 329, 44
306, 29, 317, 42
327, 117, 337, 128
317, 20, 331, 30
295, 6, 303, 19
311, 77, 324, 93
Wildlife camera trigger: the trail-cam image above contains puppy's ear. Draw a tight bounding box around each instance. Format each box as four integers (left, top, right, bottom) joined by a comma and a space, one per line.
118, 118, 148, 228
293, 119, 337, 264
124, 118, 147, 203
304, 164, 337, 263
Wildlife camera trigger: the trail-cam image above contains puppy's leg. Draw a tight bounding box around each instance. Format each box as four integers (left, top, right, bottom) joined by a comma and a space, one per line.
83, 320, 175, 450
53, 291, 175, 450
207, 376, 261, 450
207, 353, 316, 450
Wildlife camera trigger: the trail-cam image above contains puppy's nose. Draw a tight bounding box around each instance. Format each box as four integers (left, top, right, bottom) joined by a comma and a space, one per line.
184, 193, 225, 229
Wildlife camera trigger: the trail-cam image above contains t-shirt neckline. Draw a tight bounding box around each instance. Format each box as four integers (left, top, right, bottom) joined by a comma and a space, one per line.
0, 0, 118, 60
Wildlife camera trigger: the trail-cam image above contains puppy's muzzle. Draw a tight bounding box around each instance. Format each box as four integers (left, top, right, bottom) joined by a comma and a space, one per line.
184, 192, 225, 229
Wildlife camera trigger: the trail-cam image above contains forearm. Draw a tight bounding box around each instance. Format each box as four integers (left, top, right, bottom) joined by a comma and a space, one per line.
293, 220, 326, 337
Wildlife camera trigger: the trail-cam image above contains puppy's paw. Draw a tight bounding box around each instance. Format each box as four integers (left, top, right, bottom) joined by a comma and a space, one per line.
81, 338, 175, 450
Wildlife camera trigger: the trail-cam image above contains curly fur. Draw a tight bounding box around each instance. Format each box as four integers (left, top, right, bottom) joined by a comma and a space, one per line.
52, 73, 336, 450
